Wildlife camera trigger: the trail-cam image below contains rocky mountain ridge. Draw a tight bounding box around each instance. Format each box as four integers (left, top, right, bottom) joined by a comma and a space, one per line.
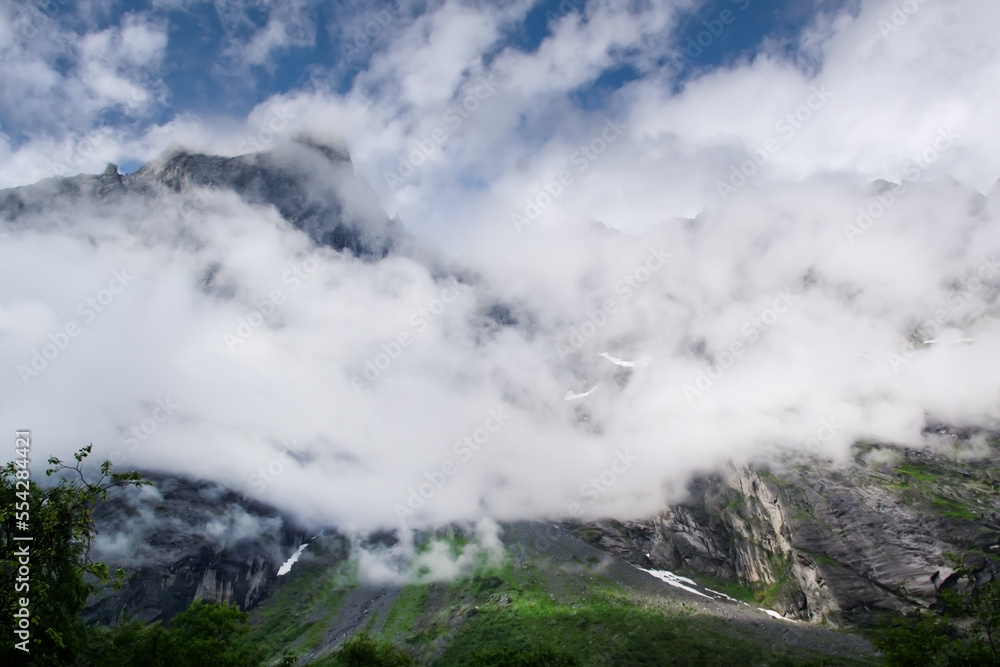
85, 475, 309, 625
0, 136, 402, 259
81, 427, 1000, 647
577, 429, 1000, 627
5, 140, 996, 660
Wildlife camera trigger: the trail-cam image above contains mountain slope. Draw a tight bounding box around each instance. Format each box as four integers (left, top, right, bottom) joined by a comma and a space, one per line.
82, 430, 1000, 663
244, 522, 877, 666
580, 430, 1000, 627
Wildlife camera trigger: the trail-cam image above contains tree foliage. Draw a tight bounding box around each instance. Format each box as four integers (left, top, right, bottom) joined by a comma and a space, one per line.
332, 633, 416, 666
466, 646, 580, 666
81, 600, 267, 667
872, 610, 964, 667
2, 446, 266, 666
872, 560, 1000, 666
0, 445, 145, 665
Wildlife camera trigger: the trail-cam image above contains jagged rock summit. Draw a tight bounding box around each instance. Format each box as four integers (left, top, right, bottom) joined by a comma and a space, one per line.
0, 135, 402, 259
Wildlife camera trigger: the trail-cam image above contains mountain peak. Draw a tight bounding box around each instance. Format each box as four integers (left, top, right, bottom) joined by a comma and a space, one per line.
288, 133, 351, 164
1, 140, 402, 260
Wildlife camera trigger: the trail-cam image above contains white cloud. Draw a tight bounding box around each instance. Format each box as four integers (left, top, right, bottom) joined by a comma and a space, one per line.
228, 0, 319, 66
1, 0, 999, 543
319, 0, 1000, 244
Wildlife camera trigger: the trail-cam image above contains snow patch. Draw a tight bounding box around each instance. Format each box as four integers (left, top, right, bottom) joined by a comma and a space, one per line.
565, 384, 599, 400
277, 542, 309, 576
639, 568, 712, 598
598, 352, 651, 368
760, 608, 797, 622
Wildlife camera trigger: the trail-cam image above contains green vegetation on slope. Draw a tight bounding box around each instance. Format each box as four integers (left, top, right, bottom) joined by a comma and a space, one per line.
863, 440, 1000, 524
381, 584, 431, 641
82, 599, 270, 667
869, 567, 1000, 666
247, 528, 876, 666
684, 573, 757, 604
0, 445, 146, 665
433, 582, 866, 666
1, 447, 273, 667
310, 633, 416, 666
247, 536, 358, 659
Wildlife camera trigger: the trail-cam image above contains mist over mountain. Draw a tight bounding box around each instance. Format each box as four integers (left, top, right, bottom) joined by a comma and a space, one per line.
3, 1, 1000, 662
2, 136, 998, 541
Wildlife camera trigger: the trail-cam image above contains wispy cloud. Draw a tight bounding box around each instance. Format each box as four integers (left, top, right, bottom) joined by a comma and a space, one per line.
0, 0, 999, 540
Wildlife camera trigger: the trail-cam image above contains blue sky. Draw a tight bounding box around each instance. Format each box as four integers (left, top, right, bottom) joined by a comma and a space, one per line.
2, 0, 854, 144
2, 0, 1000, 532
0, 0, 995, 244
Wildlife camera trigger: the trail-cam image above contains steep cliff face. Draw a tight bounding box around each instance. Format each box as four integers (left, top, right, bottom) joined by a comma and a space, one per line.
82, 433, 1000, 642
87, 434, 1000, 630
579, 431, 1000, 626
85, 476, 309, 625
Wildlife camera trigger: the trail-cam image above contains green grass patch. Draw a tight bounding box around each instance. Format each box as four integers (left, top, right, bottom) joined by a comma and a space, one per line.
574, 529, 604, 545
381, 584, 431, 640
874, 455, 995, 523
247, 546, 356, 660
701, 579, 756, 604
264, 537, 877, 667
433, 586, 871, 666
680, 572, 756, 604
894, 465, 936, 483
753, 555, 794, 609
929, 495, 978, 520
307, 634, 416, 666
757, 470, 797, 488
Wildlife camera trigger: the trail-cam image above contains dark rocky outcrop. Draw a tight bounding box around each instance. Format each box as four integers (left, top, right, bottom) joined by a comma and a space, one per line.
577, 431, 1000, 627
83, 433, 1000, 638
0, 136, 402, 259
86, 476, 310, 625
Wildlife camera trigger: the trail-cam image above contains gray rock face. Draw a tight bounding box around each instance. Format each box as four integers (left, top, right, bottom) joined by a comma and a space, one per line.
86, 476, 309, 625
0, 136, 402, 259
579, 433, 1000, 626
86, 434, 1000, 633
